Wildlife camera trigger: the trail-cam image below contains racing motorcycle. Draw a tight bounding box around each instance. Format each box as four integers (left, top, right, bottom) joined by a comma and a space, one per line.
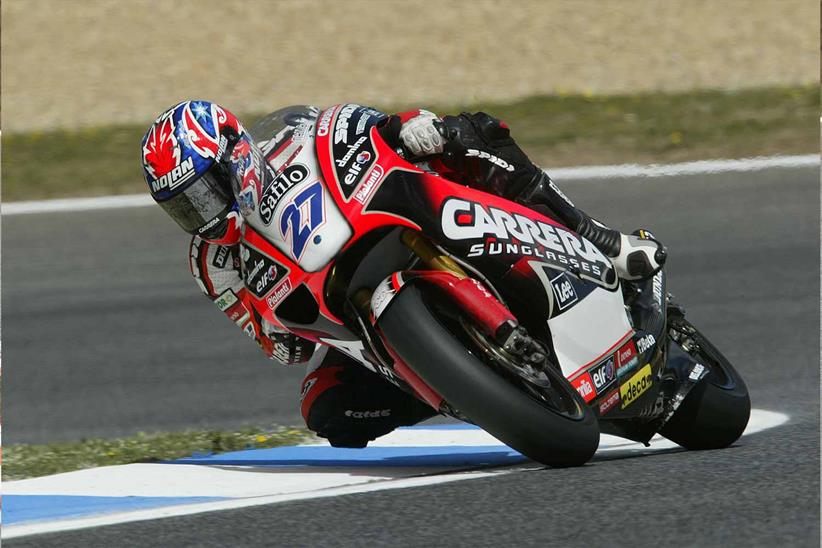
233, 104, 751, 467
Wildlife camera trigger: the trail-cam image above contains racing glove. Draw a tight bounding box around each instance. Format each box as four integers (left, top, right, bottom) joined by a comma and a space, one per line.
399, 110, 445, 157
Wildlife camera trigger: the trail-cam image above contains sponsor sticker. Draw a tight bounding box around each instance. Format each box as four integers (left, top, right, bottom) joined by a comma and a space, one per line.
330, 105, 383, 198
211, 245, 231, 269
571, 372, 596, 403
259, 163, 309, 225
214, 289, 238, 312
226, 300, 249, 324
598, 388, 620, 415
266, 278, 293, 310
591, 356, 617, 393
550, 272, 578, 311
344, 409, 391, 418
620, 363, 653, 409
354, 165, 384, 204
335, 136, 368, 168
334, 104, 359, 144
689, 363, 706, 381
317, 106, 336, 137
616, 340, 639, 377
465, 148, 515, 172
150, 157, 195, 193
442, 197, 612, 281
240, 244, 289, 299
636, 334, 656, 354
652, 271, 663, 307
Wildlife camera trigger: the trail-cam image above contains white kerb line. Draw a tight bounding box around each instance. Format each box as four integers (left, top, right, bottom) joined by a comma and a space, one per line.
2, 154, 818, 216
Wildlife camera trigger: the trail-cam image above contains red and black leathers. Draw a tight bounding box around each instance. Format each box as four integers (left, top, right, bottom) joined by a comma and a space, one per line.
191, 107, 663, 448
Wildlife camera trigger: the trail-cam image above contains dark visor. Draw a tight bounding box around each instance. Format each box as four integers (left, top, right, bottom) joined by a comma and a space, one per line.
157, 163, 233, 235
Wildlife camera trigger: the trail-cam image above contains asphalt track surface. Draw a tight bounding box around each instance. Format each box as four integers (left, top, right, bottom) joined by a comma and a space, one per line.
4, 165, 820, 546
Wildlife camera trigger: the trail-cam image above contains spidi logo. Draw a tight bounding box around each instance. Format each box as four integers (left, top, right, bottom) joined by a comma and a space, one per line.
317, 106, 336, 137
334, 104, 359, 144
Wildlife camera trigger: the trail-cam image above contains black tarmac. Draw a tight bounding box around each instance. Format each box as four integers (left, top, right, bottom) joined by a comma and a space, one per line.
4, 165, 819, 546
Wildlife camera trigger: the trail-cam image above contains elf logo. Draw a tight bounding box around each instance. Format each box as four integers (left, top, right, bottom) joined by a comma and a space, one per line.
591, 357, 616, 391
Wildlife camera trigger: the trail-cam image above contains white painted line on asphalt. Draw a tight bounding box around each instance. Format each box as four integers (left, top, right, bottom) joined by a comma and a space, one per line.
2, 193, 153, 215
2, 409, 789, 539
549, 154, 819, 181
4, 466, 528, 539
2, 155, 817, 216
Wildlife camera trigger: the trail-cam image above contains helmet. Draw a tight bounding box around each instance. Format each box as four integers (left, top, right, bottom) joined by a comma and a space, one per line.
141, 100, 265, 244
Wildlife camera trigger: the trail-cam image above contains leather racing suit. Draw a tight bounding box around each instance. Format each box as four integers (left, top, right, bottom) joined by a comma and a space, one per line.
190, 106, 664, 448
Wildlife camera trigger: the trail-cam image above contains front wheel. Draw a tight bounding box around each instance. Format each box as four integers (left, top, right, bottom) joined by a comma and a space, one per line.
378, 284, 600, 467
661, 317, 751, 449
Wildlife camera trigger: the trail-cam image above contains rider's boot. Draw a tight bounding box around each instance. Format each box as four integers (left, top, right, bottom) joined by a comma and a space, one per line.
516, 171, 667, 281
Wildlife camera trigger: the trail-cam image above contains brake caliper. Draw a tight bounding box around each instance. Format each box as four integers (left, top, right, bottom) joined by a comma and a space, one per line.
496, 320, 549, 368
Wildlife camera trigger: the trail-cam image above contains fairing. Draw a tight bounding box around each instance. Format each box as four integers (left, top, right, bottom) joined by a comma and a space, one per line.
235, 103, 665, 423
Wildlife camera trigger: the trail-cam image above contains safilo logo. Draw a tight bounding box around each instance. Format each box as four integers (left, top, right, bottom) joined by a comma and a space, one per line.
151, 157, 195, 193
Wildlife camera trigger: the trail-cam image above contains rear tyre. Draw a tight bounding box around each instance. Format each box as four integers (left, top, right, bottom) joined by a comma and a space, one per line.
661, 318, 751, 450
379, 284, 600, 467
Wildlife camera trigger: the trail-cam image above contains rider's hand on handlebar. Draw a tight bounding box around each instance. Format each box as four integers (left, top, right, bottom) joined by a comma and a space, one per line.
399, 110, 445, 158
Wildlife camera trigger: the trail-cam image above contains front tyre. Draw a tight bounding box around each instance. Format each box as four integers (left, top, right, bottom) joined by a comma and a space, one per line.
379, 285, 600, 467
661, 317, 751, 450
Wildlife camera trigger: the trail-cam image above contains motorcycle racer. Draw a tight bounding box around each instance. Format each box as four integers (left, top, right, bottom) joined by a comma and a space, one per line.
141, 100, 665, 447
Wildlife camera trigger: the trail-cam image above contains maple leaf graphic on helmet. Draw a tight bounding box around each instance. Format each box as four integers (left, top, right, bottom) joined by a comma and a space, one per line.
142, 115, 180, 178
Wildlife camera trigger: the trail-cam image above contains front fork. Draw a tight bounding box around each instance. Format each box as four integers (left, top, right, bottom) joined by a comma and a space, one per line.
367, 230, 540, 353
348, 230, 546, 410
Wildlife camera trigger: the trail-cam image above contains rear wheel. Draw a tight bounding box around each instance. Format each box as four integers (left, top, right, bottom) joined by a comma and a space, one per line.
379, 284, 600, 467
661, 317, 751, 449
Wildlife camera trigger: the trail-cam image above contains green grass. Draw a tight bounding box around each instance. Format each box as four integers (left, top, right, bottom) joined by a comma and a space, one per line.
2, 85, 818, 201
3, 425, 315, 481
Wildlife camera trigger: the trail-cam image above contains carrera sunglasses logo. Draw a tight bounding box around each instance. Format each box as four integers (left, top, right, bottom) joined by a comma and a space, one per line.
441, 198, 611, 277
317, 106, 336, 137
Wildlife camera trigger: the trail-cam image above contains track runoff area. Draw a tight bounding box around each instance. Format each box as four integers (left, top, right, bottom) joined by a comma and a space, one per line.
2, 155, 813, 540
